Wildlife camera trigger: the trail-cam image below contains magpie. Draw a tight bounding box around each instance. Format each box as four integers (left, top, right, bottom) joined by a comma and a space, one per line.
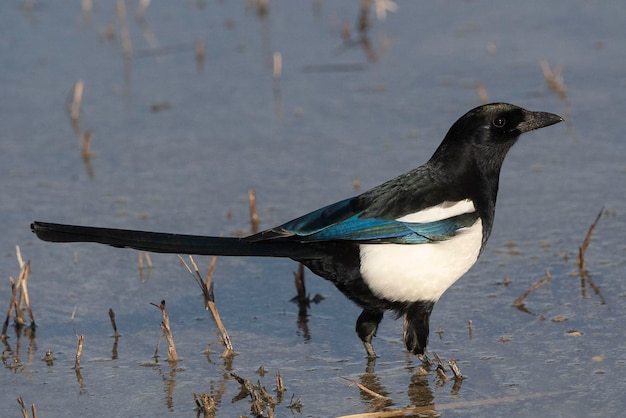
31, 103, 562, 358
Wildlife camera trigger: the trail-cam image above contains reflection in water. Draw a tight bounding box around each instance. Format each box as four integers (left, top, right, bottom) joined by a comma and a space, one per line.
359, 357, 394, 410
408, 371, 435, 408
75, 368, 88, 395
350, 352, 466, 414
153, 360, 181, 411
291, 263, 325, 343
1, 322, 37, 375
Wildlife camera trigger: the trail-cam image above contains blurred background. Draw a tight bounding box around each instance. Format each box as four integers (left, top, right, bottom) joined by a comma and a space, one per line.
1, 1, 624, 416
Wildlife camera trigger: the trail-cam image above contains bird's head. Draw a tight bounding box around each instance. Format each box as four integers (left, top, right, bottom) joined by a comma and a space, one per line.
430, 103, 563, 178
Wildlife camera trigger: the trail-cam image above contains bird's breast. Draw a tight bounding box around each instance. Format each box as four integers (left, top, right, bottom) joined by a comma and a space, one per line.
358, 218, 483, 302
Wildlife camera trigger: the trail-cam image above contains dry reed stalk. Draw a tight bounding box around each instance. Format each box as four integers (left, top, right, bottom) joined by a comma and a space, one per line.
358, 0, 372, 33
81, 129, 93, 160
117, 0, 132, 59
288, 394, 303, 413
180, 256, 234, 356
138, 251, 153, 270
108, 308, 119, 337
16, 246, 35, 326
70, 80, 84, 121
195, 39, 205, 69
74, 334, 84, 369
248, 189, 260, 233
272, 52, 284, 119
477, 83, 489, 104
436, 365, 449, 383
513, 269, 552, 309
231, 372, 274, 416
193, 392, 216, 415
541, 60, 567, 99
151, 300, 178, 362
275, 371, 285, 403
576, 208, 606, 304
433, 352, 449, 383
136, 0, 151, 20
340, 376, 390, 400
153, 333, 163, 359
273, 52, 282, 80
255, 0, 269, 16
17, 397, 28, 418
577, 207, 603, 272
1, 278, 18, 340
82, 0, 93, 16
448, 359, 464, 380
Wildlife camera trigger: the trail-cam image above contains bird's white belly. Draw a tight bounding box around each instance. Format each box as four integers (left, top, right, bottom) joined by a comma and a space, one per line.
358, 219, 483, 302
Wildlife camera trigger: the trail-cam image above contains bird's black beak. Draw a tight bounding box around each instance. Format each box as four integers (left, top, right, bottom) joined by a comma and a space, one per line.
518, 111, 564, 133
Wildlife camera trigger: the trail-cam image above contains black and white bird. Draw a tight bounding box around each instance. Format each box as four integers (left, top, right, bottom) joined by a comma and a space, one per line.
31, 103, 562, 358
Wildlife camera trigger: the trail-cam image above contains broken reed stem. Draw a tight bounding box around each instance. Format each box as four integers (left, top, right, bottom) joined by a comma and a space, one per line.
205, 255, 218, 288
275, 371, 285, 403
117, 0, 132, 59
255, 0, 268, 16
153, 333, 163, 359
436, 365, 449, 383
432, 352, 445, 369
193, 392, 216, 415
273, 52, 282, 80
180, 256, 234, 356
541, 60, 567, 100
433, 351, 449, 382
81, 129, 93, 160
1, 278, 18, 339
230, 372, 275, 417
135, 0, 150, 20
17, 397, 28, 418
477, 83, 489, 104
138, 251, 153, 270
70, 80, 84, 121
82, 0, 93, 17
577, 207, 603, 272
152, 300, 178, 362
74, 334, 84, 369
340, 376, 390, 399
159, 322, 178, 362
248, 189, 260, 233
108, 308, 119, 337
358, 0, 372, 33
14, 263, 29, 325
448, 359, 464, 380
195, 39, 205, 69
513, 269, 552, 307
17, 398, 38, 418
18, 263, 35, 326
3, 247, 35, 338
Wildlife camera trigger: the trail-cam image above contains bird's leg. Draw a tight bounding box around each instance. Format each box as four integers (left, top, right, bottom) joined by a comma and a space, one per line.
355, 309, 384, 358
403, 301, 435, 356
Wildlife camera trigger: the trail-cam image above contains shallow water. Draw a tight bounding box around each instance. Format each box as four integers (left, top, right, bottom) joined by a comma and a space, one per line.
1, 1, 625, 417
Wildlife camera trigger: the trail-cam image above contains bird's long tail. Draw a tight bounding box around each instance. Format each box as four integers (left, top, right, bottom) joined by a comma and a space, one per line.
31, 221, 319, 259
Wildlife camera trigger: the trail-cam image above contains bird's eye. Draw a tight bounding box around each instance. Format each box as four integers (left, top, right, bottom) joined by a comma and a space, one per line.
492, 117, 506, 128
